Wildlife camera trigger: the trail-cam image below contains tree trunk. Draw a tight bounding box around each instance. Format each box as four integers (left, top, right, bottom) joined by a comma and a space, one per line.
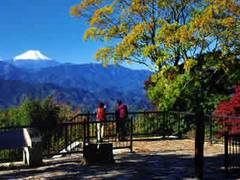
195, 107, 205, 178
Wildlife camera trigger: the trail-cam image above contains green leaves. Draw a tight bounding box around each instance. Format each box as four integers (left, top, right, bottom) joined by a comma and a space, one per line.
146, 67, 191, 111
0, 97, 68, 127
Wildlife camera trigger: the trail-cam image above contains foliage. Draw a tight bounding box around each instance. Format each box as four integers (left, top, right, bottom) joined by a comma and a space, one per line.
214, 86, 240, 116
71, 0, 240, 113
0, 109, 10, 127
0, 97, 72, 128
213, 85, 240, 135
145, 51, 239, 112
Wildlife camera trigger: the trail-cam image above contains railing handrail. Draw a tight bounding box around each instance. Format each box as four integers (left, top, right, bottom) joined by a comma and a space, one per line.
2, 111, 240, 131
66, 111, 168, 123
168, 111, 195, 115
210, 115, 240, 119
68, 110, 193, 120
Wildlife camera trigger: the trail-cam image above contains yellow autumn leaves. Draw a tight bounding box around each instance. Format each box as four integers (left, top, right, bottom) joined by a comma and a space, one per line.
71, 0, 239, 70
71, 0, 101, 15
95, 47, 112, 66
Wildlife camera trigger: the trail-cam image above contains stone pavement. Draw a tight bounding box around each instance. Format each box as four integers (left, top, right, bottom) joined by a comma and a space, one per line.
0, 139, 239, 179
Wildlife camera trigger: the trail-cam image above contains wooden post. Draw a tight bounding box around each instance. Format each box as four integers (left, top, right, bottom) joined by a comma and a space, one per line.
194, 110, 205, 179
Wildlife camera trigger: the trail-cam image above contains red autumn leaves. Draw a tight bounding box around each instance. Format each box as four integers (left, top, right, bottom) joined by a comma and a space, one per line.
213, 86, 240, 136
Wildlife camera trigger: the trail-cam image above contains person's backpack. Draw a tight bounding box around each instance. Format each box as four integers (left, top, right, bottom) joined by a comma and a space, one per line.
97, 107, 105, 121
123, 104, 128, 118
119, 104, 128, 119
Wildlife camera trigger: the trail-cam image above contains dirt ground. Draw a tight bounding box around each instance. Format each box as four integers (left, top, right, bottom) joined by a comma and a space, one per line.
133, 139, 224, 156
1, 139, 238, 180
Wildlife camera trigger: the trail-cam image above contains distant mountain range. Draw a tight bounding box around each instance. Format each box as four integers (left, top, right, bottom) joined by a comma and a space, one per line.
0, 50, 152, 111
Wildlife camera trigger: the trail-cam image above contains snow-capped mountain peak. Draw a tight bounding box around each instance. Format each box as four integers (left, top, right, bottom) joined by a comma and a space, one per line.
14, 50, 52, 61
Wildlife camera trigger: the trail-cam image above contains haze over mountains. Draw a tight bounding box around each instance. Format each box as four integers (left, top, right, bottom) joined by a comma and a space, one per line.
0, 50, 152, 111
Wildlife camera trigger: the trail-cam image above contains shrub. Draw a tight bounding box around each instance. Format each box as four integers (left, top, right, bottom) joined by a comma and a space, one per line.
213, 86, 240, 136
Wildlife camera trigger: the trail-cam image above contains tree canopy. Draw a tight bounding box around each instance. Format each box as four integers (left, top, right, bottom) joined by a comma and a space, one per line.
71, 0, 240, 112
0, 97, 71, 127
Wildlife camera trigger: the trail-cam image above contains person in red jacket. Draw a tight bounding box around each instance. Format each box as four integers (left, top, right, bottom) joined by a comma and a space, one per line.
116, 100, 128, 141
96, 102, 105, 142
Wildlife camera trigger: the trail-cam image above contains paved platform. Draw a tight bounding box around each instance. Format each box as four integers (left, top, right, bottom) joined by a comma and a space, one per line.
0, 139, 239, 179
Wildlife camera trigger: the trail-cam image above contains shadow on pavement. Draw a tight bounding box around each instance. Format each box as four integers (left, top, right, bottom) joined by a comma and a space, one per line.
1, 152, 239, 179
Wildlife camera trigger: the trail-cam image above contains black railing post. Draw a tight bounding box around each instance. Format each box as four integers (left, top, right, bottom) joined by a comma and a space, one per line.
224, 131, 229, 176
130, 117, 133, 152
83, 119, 86, 149
64, 124, 68, 153
143, 110, 145, 134
163, 111, 167, 139
233, 137, 236, 169
177, 113, 181, 138
70, 123, 73, 151
87, 112, 90, 144
209, 116, 213, 144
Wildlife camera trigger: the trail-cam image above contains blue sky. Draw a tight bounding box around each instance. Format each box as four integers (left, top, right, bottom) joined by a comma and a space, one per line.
0, 0, 146, 69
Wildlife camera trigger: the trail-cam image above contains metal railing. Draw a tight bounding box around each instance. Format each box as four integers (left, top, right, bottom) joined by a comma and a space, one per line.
224, 132, 240, 174
0, 111, 211, 164
40, 111, 195, 157
82, 119, 133, 152
42, 121, 84, 158
129, 111, 195, 138
207, 115, 240, 143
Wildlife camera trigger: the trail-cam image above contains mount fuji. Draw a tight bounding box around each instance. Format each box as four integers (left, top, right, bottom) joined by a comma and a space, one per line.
11, 50, 58, 71
14, 50, 52, 61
